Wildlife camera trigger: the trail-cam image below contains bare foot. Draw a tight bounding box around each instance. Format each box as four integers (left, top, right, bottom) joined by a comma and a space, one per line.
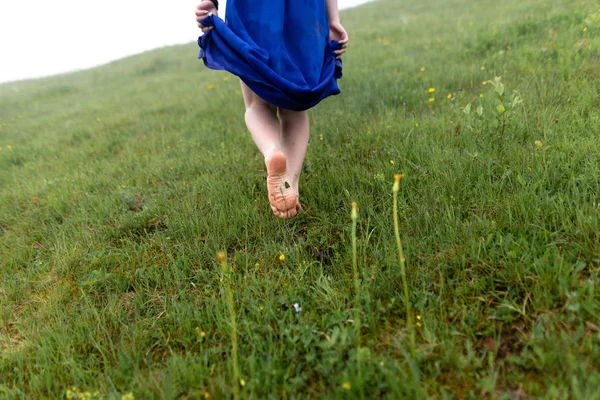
266, 149, 299, 219
290, 181, 305, 213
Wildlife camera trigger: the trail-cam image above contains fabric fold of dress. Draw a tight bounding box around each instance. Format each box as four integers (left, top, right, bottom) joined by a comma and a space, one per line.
198, 0, 342, 111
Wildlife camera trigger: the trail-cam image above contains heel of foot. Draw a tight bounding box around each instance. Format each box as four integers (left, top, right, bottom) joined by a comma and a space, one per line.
266, 149, 287, 176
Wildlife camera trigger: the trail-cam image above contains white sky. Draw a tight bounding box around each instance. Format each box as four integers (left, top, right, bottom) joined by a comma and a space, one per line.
0, 0, 372, 84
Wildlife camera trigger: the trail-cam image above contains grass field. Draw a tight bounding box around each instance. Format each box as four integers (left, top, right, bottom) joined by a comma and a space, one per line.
1, 0, 600, 398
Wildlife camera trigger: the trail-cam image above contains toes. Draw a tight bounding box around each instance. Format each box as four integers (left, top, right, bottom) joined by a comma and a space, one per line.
270, 203, 298, 219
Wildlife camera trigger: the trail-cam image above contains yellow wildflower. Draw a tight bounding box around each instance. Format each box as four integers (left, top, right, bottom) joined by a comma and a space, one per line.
482, 81, 487, 85
428, 97, 435, 102
279, 254, 285, 262
428, 87, 435, 93
393, 174, 405, 192
415, 123, 420, 127
240, 379, 246, 387
583, 27, 587, 32
447, 93, 452, 99
479, 94, 484, 98
390, 160, 395, 165
480, 65, 486, 71
535, 140, 543, 147
6, 145, 12, 150
207, 84, 216, 90
342, 382, 351, 390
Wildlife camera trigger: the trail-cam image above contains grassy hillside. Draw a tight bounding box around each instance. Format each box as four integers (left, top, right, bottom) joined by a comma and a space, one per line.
1, 0, 599, 398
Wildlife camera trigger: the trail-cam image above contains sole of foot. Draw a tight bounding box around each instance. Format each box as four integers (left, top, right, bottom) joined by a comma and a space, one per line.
266, 149, 299, 219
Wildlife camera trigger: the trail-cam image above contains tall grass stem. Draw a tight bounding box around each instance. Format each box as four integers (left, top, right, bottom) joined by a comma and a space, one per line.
393, 175, 415, 349
351, 202, 365, 399
218, 252, 240, 400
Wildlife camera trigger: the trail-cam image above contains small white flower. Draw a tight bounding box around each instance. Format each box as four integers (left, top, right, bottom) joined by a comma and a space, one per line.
293, 303, 302, 313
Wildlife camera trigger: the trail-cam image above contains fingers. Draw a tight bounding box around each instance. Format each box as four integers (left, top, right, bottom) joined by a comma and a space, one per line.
195, 8, 210, 20
196, 9, 209, 21
333, 29, 348, 59
330, 37, 349, 46
335, 40, 348, 58
195, 1, 216, 14
196, 9, 214, 31
198, 20, 213, 32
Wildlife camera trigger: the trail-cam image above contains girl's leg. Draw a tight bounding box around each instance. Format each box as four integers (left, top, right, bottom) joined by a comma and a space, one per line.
278, 108, 309, 196
241, 82, 281, 156
240, 82, 298, 219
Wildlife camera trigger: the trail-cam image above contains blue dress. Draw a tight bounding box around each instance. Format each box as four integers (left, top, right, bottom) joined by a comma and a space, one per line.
198, 0, 343, 111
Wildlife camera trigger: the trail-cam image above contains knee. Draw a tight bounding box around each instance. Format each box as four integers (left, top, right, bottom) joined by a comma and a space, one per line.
246, 99, 277, 117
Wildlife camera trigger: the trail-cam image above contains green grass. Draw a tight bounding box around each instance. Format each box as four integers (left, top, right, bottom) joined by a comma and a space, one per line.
1, 0, 599, 398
